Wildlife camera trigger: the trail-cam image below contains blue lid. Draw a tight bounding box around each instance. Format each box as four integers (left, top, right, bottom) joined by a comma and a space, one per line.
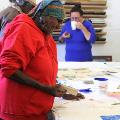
94, 77, 108, 81
79, 88, 92, 93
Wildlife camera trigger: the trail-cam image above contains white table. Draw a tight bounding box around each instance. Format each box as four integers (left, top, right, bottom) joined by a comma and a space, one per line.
53, 62, 120, 120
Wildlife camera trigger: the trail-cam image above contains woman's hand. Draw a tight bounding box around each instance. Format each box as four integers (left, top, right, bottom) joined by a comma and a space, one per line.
76, 22, 91, 40
59, 32, 70, 42
76, 22, 84, 30
62, 93, 85, 100
62, 32, 71, 38
46, 84, 67, 97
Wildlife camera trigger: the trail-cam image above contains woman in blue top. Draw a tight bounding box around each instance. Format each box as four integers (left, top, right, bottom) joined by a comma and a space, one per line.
59, 4, 96, 62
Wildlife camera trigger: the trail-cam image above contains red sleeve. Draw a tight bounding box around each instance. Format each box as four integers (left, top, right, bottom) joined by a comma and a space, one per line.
0, 40, 2, 53
0, 22, 44, 77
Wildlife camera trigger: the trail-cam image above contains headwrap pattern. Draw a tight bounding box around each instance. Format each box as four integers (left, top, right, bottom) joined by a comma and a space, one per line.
34, 0, 65, 21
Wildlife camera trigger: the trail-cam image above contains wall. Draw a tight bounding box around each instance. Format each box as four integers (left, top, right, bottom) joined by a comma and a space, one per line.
57, 0, 120, 61
0, 0, 10, 11
0, 0, 36, 11
92, 0, 120, 62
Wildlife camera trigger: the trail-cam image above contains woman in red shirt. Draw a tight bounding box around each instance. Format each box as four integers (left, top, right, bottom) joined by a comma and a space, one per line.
0, 0, 66, 120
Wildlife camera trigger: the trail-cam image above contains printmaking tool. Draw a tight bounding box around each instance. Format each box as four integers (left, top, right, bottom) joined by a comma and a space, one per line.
94, 77, 108, 81
83, 80, 94, 84
94, 77, 108, 89
112, 102, 120, 105
79, 88, 92, 93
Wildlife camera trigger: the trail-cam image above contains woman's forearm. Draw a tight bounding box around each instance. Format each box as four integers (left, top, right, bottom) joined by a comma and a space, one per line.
81, 26, 91, 41
9, 70, 54, 95
59, 35, 64, 42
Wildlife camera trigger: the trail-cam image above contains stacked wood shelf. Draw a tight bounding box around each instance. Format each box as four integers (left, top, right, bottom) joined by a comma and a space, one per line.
53, 0, 107, 44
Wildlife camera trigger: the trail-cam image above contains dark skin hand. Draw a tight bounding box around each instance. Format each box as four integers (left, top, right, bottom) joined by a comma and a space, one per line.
50, 84, 67, 97
62, 93, 85, 100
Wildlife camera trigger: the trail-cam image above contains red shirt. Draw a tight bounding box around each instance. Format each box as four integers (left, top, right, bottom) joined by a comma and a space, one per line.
0, 14, 58, 119
0, 41, 2, 53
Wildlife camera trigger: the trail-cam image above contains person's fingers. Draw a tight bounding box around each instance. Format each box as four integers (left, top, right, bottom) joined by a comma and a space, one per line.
77, 93, 85, 99
56, 85, 67, 93
62, 94, 80, 100
53, 85, 67, 97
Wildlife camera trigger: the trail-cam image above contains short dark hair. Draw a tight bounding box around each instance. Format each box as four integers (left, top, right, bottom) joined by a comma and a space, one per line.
70, 4, 84, 16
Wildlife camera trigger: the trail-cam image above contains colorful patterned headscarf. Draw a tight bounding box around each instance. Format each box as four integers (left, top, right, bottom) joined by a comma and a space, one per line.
33, 0, 65, 21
